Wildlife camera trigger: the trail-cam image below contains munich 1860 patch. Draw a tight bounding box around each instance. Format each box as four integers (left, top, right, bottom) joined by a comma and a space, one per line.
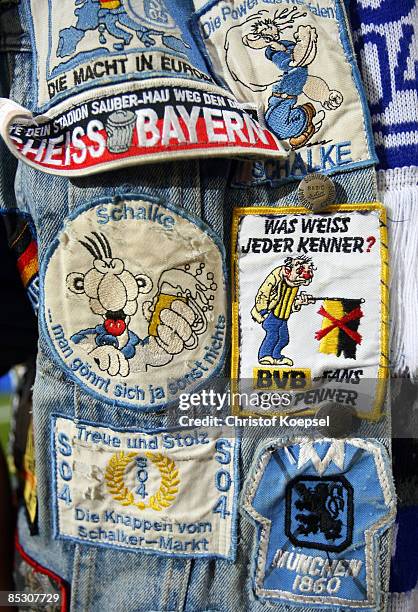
52, 416, 239, 559
42, 197, 227, 409
243, 438, 395, 609
231, 203, 388, 419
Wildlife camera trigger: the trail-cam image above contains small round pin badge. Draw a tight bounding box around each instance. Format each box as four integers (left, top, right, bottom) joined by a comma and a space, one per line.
315, 403, 360, 438
298, 173, 336, 212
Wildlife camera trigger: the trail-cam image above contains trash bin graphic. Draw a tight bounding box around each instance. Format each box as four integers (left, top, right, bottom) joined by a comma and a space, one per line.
106, 110, 136, 154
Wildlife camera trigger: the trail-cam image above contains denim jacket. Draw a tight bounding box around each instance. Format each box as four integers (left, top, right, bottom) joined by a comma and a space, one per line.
0, 2, 395, 611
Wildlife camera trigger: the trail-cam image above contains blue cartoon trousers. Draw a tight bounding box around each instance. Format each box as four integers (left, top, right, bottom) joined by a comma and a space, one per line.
263, 47, 310, 139
265, 95, 309, 140
258, 313, 290, 361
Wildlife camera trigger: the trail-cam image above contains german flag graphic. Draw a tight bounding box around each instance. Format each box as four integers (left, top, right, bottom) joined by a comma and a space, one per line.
16, 239, 38, 288
315, 299, 364, 359
3, 215, 39, 309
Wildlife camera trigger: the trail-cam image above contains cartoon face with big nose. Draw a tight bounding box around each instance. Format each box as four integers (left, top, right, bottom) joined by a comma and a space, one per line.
282, 256, 315, 287
66, 232, 199, 377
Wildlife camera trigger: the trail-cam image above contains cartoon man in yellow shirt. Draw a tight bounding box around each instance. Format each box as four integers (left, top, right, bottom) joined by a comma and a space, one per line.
251, 256, 315, 366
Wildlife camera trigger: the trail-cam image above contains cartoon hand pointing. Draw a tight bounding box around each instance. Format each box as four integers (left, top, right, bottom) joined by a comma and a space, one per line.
90, 345, 130, 377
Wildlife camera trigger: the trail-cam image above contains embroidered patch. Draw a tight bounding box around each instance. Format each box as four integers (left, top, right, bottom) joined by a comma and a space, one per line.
42, 196, 227, 409
52, 416, 239, 558
243, 438, 395, 608
27, 0, 192, 109
3, 213, 39, 312
9, 360, 38, 533
22, 420, 38, 529
1, 84, 284, 176
285, 474, 353, 552
192, 0, 376, 181
0, 2, 289, 175
231, 203, 388, 419
14, 538, 68, 611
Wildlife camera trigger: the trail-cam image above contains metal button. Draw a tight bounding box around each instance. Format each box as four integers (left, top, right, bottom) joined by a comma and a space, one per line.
298, 173, 336, 212
315, 403, 360, 438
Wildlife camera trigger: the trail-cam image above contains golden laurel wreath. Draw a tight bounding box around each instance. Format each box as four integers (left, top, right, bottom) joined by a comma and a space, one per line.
105, 451, 180, 511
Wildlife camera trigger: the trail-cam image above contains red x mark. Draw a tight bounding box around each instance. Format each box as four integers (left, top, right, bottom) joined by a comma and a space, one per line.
315, 305, 363, 344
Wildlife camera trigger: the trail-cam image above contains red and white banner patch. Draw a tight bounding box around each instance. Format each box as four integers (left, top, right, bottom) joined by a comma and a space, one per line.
0, 81, 287, 176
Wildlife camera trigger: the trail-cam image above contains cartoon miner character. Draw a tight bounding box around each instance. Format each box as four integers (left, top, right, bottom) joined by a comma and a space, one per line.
66, 232, 205, 377
251, 256, 316, 366
242, 8, 343, 149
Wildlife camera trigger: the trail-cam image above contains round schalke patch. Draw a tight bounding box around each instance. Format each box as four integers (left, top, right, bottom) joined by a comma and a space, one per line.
42, 197, 227, 409
298, 174, 336, 211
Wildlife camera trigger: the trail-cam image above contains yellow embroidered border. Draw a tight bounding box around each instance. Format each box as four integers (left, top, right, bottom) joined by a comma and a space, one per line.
231, 202, 389, 421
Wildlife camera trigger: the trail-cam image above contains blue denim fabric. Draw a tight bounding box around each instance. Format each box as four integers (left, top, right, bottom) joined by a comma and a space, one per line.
1, 3, 394, 612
